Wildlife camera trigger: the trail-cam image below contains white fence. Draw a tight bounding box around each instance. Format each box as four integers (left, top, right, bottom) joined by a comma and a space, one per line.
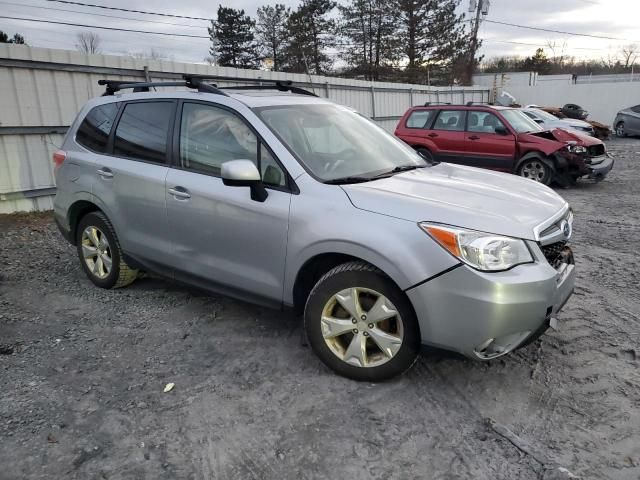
0, 44, 489, 214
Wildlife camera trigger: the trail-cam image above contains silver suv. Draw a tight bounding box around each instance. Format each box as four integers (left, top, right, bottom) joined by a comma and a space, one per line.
53, 76, 575, 381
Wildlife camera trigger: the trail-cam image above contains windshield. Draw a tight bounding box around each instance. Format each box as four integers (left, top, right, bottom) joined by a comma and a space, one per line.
527, 109, 559, 122
254, 104, 426, 181
501, 109, 544, 134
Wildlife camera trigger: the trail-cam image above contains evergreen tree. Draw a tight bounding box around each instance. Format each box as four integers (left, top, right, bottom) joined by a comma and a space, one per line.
256, 4, 291, 72
338, 0, 398, 80
283, 0, 336, 75
393, 0, 469, 84
208, 6, 261, 69
0, 31, 26, 44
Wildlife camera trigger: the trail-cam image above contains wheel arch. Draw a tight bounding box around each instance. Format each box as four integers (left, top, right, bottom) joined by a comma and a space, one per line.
514, 150, 556, 175
291, 251, 408, 315
67, 200, 103, 245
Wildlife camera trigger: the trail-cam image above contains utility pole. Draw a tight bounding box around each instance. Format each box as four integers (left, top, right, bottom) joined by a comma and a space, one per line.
465, 0, 490, 85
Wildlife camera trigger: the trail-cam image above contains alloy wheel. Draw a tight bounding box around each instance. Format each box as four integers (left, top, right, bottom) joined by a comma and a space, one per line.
616, 122, 625, 137
81, 226, 112, 279
520, 160, 547, 182
320, 287, 404, 368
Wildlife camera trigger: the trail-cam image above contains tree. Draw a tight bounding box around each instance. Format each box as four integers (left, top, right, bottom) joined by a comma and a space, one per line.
75, 32, 102, 54
283, 0, 337, 75
338, 0, 399, 80
521, 48, 552, 74
620, 44, 638, 69
208, 6, 261, 69
256, 4, 290, 71
393, 0, 470, 84
0, 30, 27, 44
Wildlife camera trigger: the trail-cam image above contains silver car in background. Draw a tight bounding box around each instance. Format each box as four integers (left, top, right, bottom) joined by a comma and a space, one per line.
614, 104, 640, 137
521, 107, 595, 136
53, 77, 576, 381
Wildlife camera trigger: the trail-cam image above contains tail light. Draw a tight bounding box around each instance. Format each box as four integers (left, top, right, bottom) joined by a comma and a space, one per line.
53, 150, 66, 169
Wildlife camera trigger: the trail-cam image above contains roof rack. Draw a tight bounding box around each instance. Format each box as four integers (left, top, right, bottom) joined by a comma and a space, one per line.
98, 78, 229, 96
182, 75, 318, 97
423, 102, 452, 106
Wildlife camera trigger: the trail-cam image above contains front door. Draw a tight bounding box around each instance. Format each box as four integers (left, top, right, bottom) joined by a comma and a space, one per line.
464, 111, 516, 171
165, 101, 291, 304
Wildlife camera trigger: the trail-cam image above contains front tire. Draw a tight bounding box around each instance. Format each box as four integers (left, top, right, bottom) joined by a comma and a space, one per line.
517, 158, 552, 185
304, 261, 420, 381
615, 121, 626, 137
76, 211, 138, 289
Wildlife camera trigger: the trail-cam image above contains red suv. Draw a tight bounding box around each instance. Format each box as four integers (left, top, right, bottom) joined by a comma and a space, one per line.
394, 104, 614, 185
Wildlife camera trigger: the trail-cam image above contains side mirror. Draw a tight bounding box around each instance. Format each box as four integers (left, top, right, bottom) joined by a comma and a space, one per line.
494, 126, 510, 136
221, 160, 268, 202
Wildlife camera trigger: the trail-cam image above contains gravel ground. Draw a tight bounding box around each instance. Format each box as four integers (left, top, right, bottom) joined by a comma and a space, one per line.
1, 138, 639, 480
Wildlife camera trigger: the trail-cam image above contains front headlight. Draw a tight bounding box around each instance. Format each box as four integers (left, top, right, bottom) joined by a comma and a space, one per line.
566, 144, 587, 154
420, 223, 534, 271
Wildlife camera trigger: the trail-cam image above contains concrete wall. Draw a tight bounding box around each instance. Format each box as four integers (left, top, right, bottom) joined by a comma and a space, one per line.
0, 45, 489, 213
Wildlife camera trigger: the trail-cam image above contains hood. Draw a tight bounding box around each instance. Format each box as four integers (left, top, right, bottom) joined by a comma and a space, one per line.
558, 118, 592, 129
341, 163, 567, 240
518, 127, 602, 155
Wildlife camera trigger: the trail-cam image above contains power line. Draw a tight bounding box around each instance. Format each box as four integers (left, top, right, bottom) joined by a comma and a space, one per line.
483, 38, 606, 51
485, 19, 640, 43
0, 15, 210, 38
0, 1, 206, 28
43, 0, 211, 21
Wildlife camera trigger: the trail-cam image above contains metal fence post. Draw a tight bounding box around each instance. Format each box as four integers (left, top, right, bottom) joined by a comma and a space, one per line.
409, 88, 414, 107
325, 82, 330, 98
370, 85, 376, 119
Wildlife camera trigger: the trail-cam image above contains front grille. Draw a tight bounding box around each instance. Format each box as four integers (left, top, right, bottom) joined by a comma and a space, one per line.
588, 144, 605, 156
541, 241, 567, 269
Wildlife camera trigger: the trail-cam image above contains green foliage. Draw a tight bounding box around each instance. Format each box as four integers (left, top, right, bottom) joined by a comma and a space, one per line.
256, 4, 291, 71
282, 0, 337, 75
208, 6, 261, 69
338, 0, 399, 80
0, 30, 27, 44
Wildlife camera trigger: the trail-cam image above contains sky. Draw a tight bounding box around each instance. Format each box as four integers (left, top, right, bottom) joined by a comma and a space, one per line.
1, 0, 639, 65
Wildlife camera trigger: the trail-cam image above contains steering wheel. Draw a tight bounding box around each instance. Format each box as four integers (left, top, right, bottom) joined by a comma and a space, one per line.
323, 148, 358, 174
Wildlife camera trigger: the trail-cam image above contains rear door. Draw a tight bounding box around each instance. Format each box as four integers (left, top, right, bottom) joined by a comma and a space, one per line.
91, 100, 174, 269
629, 105, 640, 134
464, 110, 516, 171
427, 109, 467, 163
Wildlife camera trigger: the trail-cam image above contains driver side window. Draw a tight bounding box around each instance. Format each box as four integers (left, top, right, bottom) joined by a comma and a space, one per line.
179, 102, 285, 186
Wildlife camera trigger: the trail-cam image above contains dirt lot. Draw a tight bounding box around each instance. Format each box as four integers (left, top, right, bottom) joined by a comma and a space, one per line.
1, 138, 639, 480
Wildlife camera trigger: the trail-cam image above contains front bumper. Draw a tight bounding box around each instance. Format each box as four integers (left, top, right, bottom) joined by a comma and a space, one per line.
406, 250, 575, 360
587, 154, 614, 180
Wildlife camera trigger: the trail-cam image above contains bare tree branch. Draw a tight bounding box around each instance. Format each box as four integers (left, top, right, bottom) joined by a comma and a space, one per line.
75, 32, 102, 54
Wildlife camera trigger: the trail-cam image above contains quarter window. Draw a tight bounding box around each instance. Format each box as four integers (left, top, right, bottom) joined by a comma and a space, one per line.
113, 102, 173, 163
467, 111, 507, 134
432, 110, 465, 131
75, 103, 119, 153
406, 110, 435, 129
179, 103, 285, 186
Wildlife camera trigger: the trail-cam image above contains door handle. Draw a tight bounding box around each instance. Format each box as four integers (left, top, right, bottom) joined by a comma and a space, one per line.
469, 135, 481, 140
427, 133, 439, 138
97, 168, 113, 178
168, 187, 191, 199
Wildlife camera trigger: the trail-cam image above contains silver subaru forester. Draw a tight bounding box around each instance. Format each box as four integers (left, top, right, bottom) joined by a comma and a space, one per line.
53, 77, 575, 381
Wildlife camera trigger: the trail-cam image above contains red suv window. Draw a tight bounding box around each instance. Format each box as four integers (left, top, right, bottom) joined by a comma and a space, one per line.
406, 110, 436, 129
432, 110, 466, 131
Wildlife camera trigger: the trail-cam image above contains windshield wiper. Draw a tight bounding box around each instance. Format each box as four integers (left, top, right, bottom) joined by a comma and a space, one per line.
324, 176, 373, 185
371, 164, 427, 179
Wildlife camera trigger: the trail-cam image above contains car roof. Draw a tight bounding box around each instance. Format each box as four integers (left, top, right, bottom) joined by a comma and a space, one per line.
411, 104, 513, 111
84, 89, 332, 110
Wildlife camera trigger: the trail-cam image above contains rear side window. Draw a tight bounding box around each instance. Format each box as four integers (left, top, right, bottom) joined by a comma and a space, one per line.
433, 110, 465, 131
406, 110, 435, 129
114, 102, 173, 163
631, 105, 640, 113
75, 103, 119, 153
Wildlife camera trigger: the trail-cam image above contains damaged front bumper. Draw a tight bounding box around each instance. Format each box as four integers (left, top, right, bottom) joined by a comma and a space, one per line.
586, 153, 615, 181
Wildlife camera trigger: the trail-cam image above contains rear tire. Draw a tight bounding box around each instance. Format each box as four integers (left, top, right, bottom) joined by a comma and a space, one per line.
76, 211, 138, 289
304, 261, 420, 381
517, 158, 552, 185
416, 147, 435, 163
